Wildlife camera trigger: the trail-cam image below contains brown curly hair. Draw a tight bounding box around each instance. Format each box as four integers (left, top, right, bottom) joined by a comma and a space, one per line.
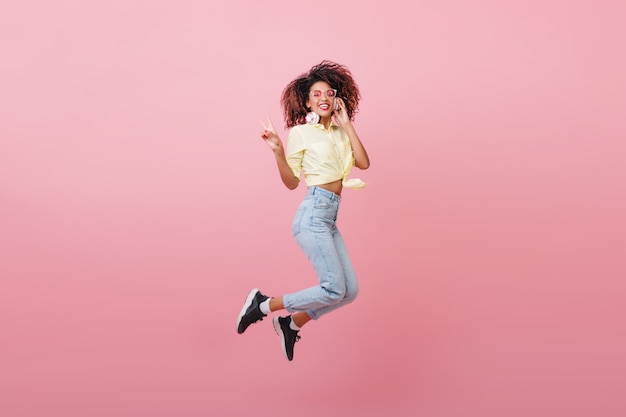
281, 60, 361, 128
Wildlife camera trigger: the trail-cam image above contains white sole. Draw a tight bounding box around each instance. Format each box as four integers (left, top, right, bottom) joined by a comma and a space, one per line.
273, 317, 289, 360
236, 288, 259, 333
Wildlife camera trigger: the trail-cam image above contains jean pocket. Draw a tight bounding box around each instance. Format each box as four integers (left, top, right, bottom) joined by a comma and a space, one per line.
292, 206, 306, 237
313, 201, 331, 209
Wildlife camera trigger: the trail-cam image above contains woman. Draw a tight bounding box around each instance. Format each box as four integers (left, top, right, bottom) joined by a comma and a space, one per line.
236, 60, 370, 361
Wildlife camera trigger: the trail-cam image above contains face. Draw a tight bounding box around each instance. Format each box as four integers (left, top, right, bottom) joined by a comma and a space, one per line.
306, 81, 337, 119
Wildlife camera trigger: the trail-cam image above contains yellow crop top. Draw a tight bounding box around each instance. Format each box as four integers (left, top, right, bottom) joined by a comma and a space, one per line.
286, 122, 366, 189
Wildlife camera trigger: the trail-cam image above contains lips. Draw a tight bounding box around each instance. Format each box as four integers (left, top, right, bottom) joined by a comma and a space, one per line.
318, 103, 330, 111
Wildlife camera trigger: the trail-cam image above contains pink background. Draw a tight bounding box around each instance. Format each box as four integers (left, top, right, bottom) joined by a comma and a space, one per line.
1, 1, 625, 416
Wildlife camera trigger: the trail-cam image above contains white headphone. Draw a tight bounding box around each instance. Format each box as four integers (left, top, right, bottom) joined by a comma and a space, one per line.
305, 112, 320, 125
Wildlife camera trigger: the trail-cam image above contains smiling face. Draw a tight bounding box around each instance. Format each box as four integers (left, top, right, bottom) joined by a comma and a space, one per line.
306, 81, 336, 122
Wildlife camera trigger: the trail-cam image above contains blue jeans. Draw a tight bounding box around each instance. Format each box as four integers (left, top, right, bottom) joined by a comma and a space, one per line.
283, 186, 359, 320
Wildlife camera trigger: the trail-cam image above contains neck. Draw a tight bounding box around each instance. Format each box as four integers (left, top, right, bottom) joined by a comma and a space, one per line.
320, 116, 332, 129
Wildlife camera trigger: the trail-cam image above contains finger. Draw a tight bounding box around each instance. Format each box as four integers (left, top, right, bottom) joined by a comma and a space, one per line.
266, 116, 275, 131
258, 118, 268, 130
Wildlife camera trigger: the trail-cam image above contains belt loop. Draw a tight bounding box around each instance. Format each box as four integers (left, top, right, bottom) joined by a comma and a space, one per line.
308, 186, 340, 202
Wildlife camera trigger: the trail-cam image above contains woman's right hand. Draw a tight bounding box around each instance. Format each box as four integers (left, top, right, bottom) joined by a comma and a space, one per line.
259, 117, 284, 154
259, 117, 299, 189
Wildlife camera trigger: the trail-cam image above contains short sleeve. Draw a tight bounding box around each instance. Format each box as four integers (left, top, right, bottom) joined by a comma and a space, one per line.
286, 127, 305, 180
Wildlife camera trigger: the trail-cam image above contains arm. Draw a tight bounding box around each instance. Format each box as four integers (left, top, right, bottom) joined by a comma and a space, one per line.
333, 98, 370, 169
274, 148, 300, 190
342, 122, 370, 170
260, 118, 300, 190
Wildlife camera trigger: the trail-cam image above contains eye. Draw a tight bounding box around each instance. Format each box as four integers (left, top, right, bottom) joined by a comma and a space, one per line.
312, 90, 322, 97
327, 90, 336, 97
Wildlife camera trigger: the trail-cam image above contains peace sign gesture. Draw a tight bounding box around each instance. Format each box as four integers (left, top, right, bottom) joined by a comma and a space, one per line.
259, 117, 285, 154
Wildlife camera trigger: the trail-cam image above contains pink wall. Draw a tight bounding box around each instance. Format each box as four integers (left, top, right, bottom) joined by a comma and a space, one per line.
1, 1, 624, 416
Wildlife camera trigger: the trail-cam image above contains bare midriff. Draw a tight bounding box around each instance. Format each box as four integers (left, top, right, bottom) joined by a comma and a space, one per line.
315, 179, 343, 196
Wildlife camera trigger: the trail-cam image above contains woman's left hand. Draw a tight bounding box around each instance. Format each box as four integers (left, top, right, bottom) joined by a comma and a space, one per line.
333, 97, 370, 170
333, 97, 351, 127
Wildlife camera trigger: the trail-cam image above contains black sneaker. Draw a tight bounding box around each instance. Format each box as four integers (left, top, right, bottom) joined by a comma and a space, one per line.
236, 288, 269, 334
273, 316, 301, 361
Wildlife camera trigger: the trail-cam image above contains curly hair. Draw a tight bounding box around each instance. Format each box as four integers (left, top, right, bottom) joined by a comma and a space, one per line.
281, 60, 361, 128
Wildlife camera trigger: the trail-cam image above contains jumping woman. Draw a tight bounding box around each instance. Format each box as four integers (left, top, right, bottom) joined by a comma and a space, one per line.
236, 60, 370, 361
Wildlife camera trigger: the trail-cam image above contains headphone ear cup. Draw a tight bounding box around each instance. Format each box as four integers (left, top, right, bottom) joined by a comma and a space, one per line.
306, 112, 320, 125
